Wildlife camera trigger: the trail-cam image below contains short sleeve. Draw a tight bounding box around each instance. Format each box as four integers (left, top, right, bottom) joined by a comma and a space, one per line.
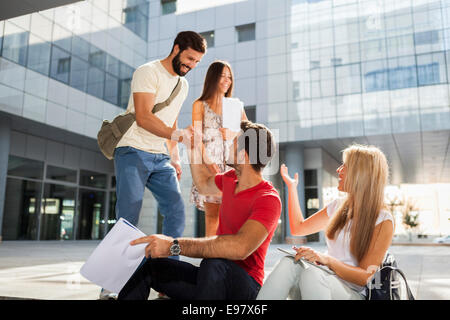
376, 210, 394, 226
131, 65, 158, 94
248, 194, 282, 233
326, 199, 340, 218
214, 172, 224, 191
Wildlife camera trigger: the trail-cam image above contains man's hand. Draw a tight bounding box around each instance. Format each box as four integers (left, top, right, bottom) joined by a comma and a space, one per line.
130, 234, 174, 258
171, 160, 182, 180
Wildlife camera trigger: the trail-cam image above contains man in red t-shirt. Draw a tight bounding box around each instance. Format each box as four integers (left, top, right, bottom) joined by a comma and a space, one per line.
118, 120, 281, 300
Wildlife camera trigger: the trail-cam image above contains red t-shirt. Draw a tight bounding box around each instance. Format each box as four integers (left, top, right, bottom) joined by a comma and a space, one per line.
214, 169, 282, 286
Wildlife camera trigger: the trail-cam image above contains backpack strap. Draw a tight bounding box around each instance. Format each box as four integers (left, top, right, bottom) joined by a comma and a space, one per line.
152, 77, 182, 114
378, 266, 415, 300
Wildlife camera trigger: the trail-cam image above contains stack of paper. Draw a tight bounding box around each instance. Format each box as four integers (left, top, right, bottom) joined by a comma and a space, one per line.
80, 218, 147, 293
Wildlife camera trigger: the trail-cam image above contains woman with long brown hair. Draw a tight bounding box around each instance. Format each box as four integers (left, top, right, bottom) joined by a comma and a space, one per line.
190, 60, 247, 236
257, 144, 394, 300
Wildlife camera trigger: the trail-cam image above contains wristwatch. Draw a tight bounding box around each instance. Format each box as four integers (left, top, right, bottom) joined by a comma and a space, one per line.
170, 239, 181, 256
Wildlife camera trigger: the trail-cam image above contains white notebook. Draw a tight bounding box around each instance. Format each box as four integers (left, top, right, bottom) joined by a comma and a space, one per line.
80, 218, 147, 293
222, 97, 243, 132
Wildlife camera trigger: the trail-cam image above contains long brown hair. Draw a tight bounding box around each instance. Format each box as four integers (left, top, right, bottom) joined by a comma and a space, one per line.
325, 145, 391, 263
197, 60, 234, 103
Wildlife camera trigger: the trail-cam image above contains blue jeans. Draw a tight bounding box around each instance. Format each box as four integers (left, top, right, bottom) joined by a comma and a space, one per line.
117, 258, 261, 300
114, 146, 185, 240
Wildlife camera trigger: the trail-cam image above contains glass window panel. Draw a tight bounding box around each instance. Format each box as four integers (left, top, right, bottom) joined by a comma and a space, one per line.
444, 5, 450, 28
289, 100, 311, 120
120, 62, 133, 80
336, 63, 361, 95
415, 29, 444, 55
40, 183, 76, 240
200, 31, 215, 48
446, 50, 450, 83
390, 87, 419, 113
244, 105, 256, 122
0, 21, 4, 56
361, 39, 386, 61
104, 73, 119, 105
30, 13, 53, 42
387, 34, 415, 57
119, 78, 131, 109
135, 12, 148, 40
162, 0, 177, 15
106, 54, 120, 77
52, 23, 71, 52
87, 66, 105, 99
88, 46, 106, 70
388, 56, 417, 90
123, 1, 148, 40
321, 97, 337, 118
46, 165, 77, 183
413, 8, 443, 32
80, 170, 107, 189
2, 178, 41, 240
333, 24, 348, 45
2, 22, 29, 66
70, 56, 89, 92
304, 169, 317, 187
71, 35, 90, 60
27, 35, 51, 75
321, 78, 335, 97
362, 90, 390, 115
320, 28, 334, 45
334, 42, 360, 65
337, 114, 364, 137
362, 59, 389, 92
7, 155, 44, 179
50, 45, 71, 83
391, 109, 421, 133
77, 189, 106, 240
336, 94, 363, 116
385, 12, 414, 36
416, 52, 447, 86
419, 84, 449, 110
236, 23, 256, 42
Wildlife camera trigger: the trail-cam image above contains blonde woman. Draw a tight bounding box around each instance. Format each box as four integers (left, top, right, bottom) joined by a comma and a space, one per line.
257, 145, 394, 300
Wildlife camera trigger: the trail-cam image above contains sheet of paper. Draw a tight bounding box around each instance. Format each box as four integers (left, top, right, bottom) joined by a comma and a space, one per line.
80, 218, 147, 293
222, 97, 243, 132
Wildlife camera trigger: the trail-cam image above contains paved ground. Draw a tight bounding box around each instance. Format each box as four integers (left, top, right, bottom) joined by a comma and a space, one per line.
0, 241, 449, 300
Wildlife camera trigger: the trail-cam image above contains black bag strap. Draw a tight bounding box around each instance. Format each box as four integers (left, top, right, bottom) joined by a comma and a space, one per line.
152, 77, 182, 114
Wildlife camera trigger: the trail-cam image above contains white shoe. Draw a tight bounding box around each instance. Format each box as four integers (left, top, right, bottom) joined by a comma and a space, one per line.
99, 288, 118, 300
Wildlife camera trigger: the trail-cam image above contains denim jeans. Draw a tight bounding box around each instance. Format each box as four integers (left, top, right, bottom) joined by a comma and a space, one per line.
256, 256, 365, 300
114, 146, 185, 240
118, 258, 261, 300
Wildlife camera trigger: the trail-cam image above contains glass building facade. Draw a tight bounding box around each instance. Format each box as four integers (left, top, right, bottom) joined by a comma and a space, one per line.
0, 15, 136, 109
268, 0, 450, 142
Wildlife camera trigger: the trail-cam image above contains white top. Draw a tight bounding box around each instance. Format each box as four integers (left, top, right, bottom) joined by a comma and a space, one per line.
116, 60, 189, 154
325, 198, 394, 294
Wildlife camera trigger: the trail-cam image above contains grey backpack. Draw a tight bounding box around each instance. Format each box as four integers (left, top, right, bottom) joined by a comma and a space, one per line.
97, 78, 181, 160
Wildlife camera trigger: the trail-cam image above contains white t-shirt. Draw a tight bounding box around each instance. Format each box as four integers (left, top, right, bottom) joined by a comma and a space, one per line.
116, 60, 189, 154
325, 198, 394, 294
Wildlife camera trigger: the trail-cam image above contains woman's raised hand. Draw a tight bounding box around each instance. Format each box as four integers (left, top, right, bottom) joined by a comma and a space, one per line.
280, 164, 299, 188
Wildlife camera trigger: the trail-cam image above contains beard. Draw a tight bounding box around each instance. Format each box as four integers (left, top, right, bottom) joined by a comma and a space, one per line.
172, 52, 191, 76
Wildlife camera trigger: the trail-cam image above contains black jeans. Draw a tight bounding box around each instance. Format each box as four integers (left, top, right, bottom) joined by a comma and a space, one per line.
118, 258, 261, 300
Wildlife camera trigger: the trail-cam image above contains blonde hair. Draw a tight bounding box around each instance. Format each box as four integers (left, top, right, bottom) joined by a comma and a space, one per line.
325, 144, 390, 263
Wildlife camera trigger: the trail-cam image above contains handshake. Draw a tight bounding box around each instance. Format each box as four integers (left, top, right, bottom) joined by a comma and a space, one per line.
172, 124, 237, 150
